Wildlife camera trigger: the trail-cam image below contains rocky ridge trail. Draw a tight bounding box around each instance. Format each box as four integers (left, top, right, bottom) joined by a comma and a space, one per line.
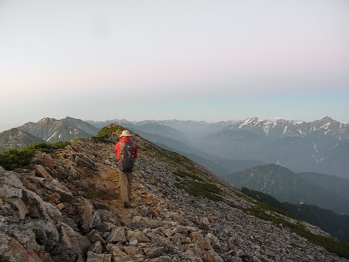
0, 132, 348, 261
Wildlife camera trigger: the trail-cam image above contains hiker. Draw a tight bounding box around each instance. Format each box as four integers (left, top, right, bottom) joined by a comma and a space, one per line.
115, 130, 138, 208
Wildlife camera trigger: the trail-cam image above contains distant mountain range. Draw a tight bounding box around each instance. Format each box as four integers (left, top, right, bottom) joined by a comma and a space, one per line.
0, 128, 44, 151
0, 117, 99, 151
227, 164, 349, 215
1, 116, 348, 179
192, 116, 349, 178
2, 125, 348, 261
18, 116, 100, 142
1, 115, 349, 245
88, 116, 349, 179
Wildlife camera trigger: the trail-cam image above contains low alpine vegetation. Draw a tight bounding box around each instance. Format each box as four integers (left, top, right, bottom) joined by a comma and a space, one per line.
174, 169, 223, 202
0, 141, 70, 170
93, 124, 126, 143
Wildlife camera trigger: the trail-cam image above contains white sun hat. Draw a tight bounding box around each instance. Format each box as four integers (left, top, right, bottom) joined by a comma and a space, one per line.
120, 130, 132, 137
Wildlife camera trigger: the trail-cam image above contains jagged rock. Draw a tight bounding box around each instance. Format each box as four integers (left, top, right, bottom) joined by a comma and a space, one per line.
179, 250, 204, 261
123, 245, 139, 256
44, 179, 73, 201
52, 222, 90, 262
95, 209, 121, 227
1, 136, 348, 262
0, 172, 23, 198
148, 255, 175, 262
204, 250, 224, 262
78, 197, 94, 231
31, 152, 56, 168
33, 220, 60, 251
86, 229, 106, 245
128, 230, 151, 243
112, 252, 133, 262
0, 232, 27, 262
200, 217, 210, 230
206, 233, 221, 251
86, 251, 112, 262
89, 241, 103, 254
7, 197, 28, 219
34, 164, 53, 181
198, 239, 213, 250
44, 201, 62, 220
49, 192, 61, 203
189, 231, 203, 241
74, 154, 97, 170
56, 202, 65, 210
108, 244, 134, 261
106, 226, 126, 243
130, 215, 166, 230
58, 214, 79, 231
87, 211, 102, 230
143, 247, 166, 259
22, 188, 52, 220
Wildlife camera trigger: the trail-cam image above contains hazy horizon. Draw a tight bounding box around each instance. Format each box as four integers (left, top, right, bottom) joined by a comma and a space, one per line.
1, 0, 348, 132
1, 115, 347, 134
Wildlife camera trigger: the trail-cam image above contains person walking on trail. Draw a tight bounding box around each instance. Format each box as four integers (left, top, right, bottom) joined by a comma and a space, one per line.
115, 130, 138, 208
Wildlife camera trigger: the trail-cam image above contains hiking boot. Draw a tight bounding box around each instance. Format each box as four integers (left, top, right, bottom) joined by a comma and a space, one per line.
124, 203, 132, 208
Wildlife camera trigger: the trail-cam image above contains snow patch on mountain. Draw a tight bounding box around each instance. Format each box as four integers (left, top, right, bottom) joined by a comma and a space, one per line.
46, 131, 57, 142
320, 123, 331, 130
312, 154, 325, 163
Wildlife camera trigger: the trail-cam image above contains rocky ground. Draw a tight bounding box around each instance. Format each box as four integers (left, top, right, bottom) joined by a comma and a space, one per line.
0, 133, 347, 262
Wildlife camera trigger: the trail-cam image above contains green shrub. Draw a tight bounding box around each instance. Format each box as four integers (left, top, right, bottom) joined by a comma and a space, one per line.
175, 175, 223, 202
173, 170, 204, 181
0, 141, 70, 171
93, 124, 125, 143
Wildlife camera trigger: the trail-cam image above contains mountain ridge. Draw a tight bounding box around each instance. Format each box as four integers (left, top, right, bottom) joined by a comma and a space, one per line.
18, 116, 99, 143
1, 125, 348, 261
0, 117, 100, 152
1, 115, 348, 178
0, 128, 45, 151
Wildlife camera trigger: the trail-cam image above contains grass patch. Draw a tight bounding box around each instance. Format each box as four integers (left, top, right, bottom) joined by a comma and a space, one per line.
173, 170, 204, 181
157, 149, 186, 165
175, 178, 223, 202
0, 141, 70, 171
93, 124, 126, 143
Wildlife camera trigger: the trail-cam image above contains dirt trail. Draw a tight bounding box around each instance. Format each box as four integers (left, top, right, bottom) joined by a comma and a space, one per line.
81, 144, 161, 225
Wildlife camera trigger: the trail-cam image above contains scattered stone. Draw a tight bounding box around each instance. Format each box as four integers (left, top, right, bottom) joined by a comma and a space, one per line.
86, 251, 112, 262
106, 227, 126, 243
34, 164, 53, 181
0, 137, 347, 262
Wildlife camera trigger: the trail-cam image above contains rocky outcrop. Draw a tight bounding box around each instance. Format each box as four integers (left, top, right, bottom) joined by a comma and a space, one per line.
0, 138, 347, 262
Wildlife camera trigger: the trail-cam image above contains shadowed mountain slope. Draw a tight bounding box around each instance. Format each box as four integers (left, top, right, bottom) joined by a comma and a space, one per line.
298, 172, 349, 202
227, 164, 349, 215
241, 188, 349, 243
0, 128, 44, 151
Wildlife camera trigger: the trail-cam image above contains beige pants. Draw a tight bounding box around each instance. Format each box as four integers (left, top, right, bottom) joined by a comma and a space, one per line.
119, 172, 133, 205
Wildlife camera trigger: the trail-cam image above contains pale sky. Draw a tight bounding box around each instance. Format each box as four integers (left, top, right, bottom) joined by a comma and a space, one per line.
1, 0, 349, 132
